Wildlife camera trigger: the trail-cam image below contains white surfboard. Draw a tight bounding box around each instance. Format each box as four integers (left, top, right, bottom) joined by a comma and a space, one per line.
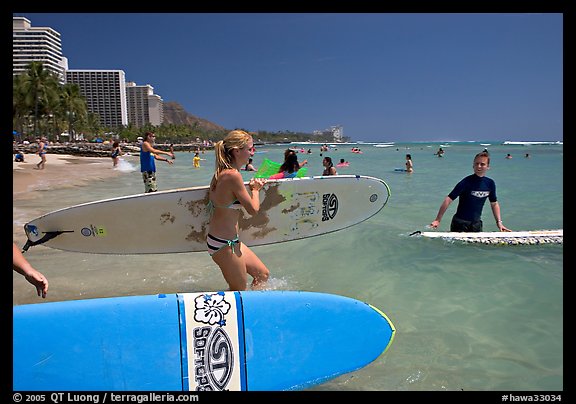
410, 229, 563, 245
23, 175, 391, 254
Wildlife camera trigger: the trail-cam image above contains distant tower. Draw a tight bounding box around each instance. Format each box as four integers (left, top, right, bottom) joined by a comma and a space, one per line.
13, 16, 68, 84
331, 125, 343, 142
126, 82, 164, 127
66, 69, 128, 128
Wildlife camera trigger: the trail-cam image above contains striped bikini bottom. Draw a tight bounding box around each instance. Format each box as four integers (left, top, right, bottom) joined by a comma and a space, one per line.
207, 233, 240, 256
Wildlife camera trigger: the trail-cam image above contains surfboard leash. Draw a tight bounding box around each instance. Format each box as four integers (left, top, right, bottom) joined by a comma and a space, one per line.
21, 231, 72, 252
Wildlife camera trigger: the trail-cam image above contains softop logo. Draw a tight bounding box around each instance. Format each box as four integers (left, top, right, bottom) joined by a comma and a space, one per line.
322, 193, 338, 221
192, 292, 235, 391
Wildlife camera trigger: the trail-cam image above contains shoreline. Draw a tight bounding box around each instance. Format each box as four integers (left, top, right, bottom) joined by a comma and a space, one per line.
13, 153, 124, 200
13, 153, 127, 244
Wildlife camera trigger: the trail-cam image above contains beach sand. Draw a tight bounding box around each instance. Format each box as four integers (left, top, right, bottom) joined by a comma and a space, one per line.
13, 153, 123, 243
13, 153, 121, 199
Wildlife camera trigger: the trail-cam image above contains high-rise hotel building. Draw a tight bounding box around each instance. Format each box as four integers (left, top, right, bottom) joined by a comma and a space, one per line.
66, 70, 129, 128
12, 16, 68, 83
14, 16, 163, 130
126, 82, 164, 127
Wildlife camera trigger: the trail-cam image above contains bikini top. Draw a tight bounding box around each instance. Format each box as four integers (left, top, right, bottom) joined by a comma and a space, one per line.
207, 199, 243, 216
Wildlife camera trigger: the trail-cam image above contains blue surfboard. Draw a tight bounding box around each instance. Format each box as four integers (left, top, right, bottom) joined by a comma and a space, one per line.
13, 291, 395, 391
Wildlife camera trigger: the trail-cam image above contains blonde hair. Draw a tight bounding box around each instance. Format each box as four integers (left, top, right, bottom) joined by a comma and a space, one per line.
211, 130, 252, 189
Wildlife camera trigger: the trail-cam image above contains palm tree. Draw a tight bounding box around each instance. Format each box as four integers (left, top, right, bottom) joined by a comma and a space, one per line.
12, 74, 29, 135
16, 62, 60, 138
58, 83, 88, 140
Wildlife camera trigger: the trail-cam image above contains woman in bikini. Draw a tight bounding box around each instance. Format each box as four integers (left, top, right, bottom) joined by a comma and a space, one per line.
207, 130, 270, 291
36, 137, 47, 169
405, 153, 414, 173
322, 156, 337, 176
111, 141, 121, 167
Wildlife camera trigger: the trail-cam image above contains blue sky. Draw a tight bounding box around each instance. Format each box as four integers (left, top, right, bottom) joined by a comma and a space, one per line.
16, 13, 563, 142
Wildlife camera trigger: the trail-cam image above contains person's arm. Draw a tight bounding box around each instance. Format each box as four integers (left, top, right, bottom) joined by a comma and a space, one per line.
231, 171, 266, 216
153, 153, 174, 164
13, 243, 48, 298
430, 196, 453, 228
490, 201, 511, 232
143, 142, 175, 160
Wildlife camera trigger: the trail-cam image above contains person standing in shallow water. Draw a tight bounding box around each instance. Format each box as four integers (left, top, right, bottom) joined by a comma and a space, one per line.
405, 154, 414, 173
111, 141, 121, 167
430, 151, 511, 232
207, 130, 270, 291
139, 132, 174, 193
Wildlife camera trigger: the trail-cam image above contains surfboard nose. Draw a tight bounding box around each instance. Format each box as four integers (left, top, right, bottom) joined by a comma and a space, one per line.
239, 291, 395, 391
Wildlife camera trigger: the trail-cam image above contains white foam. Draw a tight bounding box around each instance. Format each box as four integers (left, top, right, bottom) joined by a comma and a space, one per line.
114, 158, 137, 172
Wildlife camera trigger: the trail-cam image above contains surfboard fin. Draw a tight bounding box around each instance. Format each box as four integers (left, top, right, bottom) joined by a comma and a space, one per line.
22, 231, 71, 252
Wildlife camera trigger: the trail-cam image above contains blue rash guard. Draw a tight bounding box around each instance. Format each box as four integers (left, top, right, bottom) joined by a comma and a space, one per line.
140, 147, 156, 173
448, 174, 497, 222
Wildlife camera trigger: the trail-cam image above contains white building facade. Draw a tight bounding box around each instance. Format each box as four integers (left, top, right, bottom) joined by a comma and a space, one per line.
13, 16, 68, 83
66, 70, 128, 128
126, 82, 164, 127
15, 16, 164, 131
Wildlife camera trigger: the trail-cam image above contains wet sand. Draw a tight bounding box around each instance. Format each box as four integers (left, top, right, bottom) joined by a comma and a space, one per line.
13, 153, 121, 199
13, 153, 122, 242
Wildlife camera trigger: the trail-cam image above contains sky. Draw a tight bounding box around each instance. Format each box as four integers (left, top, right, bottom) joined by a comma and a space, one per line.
15, 12, 563, 142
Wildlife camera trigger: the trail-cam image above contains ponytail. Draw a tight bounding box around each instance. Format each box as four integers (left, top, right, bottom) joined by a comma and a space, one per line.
210, 130, 252, 189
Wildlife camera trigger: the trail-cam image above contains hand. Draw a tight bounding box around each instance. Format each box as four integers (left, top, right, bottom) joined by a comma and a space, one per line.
25, 270, 49, 298
166, 159, 174, 165
430, 220, 440, 229
249, 178, 266, 191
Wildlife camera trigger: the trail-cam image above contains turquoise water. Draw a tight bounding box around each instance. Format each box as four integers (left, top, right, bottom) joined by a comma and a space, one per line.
12, 141, 563, 391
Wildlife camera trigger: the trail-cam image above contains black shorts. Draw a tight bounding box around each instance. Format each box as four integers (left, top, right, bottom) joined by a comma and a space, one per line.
450, 215, 483, 232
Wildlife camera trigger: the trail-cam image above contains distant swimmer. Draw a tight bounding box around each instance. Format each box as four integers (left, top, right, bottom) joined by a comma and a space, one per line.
405, 154, 414, 173
244, 158, 256, 171
322, 156, 337, 176
505, 153, 513, 159
434, 147, 444, 157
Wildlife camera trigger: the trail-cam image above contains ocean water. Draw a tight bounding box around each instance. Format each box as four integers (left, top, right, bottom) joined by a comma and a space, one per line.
12, 141, 563, 392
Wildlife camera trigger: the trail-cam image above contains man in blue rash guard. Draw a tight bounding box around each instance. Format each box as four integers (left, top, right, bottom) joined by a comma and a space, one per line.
430, 152, 512, 232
